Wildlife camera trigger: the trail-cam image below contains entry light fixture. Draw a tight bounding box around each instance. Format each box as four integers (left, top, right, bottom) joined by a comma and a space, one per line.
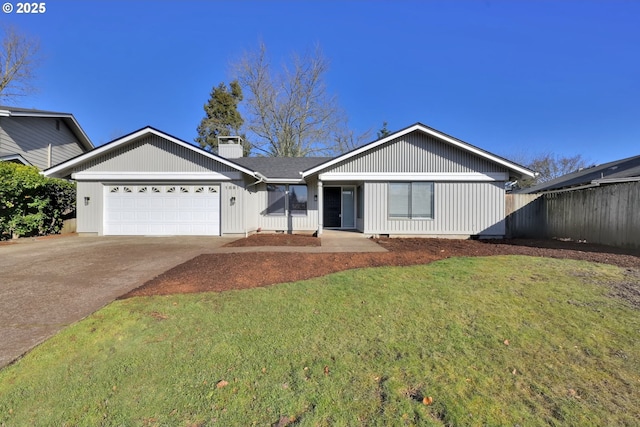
314, 194, 318, 202
84, 196, 90, 206
230, 196, 236, 205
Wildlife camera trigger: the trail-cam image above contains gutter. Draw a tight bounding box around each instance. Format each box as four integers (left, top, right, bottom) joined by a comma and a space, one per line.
592, 176, 640, 185
541, 176, 640, 194
247, 171, 268, 187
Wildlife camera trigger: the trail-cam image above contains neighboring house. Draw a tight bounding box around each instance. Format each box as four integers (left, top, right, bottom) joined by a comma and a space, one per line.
43, 123, 535, 237
518, 154, 640, 194
0, 106, 93, 170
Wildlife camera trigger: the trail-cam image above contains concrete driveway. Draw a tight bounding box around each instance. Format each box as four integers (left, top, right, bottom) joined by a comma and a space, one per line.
0, 235, 236, 368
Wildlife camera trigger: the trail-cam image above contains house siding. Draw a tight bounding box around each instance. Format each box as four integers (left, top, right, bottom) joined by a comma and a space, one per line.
76, 181, 104, 234
220, 181, 245, 234
0, 117, 85, 169
326, 131, 508, 174
76, 135, 237, 173
69, 135, 249, 236
255, 180, 319, 232
364, 181, 505, 236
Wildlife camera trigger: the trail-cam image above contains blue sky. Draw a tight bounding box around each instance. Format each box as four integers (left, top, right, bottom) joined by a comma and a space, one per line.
3, 0, 638, 164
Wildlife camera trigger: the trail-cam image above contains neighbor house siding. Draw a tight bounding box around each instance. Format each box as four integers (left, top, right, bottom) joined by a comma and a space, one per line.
76, 181, 104, 234
364, 181, 505, 236
326, 131, 508, 174
0, 117, 85, 169
76, 135, 237, 173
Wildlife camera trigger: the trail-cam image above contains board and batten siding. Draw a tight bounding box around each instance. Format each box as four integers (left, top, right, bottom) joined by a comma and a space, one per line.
256, 181, 319, 232
220, 181, 245, 234
0, 117, 85, 169
364, 181, 506, 236
71, 135, 244, 235
76, 181, 104, 234
75, 135, 237, 173
325, 131, 508, 174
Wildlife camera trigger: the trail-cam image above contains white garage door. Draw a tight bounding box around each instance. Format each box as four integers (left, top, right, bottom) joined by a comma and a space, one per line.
104, 184, 220, 236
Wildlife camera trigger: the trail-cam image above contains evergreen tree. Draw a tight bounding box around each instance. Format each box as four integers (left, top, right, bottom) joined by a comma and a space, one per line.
195, 80, 249, 154
377, 121, 391, 139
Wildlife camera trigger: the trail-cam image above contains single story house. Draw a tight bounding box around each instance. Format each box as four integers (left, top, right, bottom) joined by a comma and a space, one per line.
517, 154, 640, 193
0, 106, 93, 169
43, 123, 535, 238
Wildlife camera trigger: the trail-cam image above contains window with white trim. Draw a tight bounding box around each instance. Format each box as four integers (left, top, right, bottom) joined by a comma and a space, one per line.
388, 182, 434, 219
266, 185, 286, 215
266, 184, 308, 216
289, 185, 307, 216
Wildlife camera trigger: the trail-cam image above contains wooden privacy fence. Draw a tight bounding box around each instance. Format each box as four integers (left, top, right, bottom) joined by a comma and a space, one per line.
506, 181, 640, 250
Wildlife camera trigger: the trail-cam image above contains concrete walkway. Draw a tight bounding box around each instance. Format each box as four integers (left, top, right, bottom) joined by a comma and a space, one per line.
0, 232, 384, 369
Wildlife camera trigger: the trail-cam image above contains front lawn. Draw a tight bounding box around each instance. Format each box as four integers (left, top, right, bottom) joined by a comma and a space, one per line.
0, 256, 638, 426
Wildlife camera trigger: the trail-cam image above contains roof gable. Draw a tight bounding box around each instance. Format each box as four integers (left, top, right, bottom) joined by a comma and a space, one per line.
302, 123, 535, 179
43, 127, 257, 178
0, 106, 93, 151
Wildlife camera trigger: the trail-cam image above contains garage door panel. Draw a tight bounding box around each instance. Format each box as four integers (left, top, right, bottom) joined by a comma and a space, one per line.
104, 184, 220, 236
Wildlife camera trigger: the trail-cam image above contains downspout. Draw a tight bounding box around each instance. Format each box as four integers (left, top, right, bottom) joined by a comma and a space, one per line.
247, 171, 267, 188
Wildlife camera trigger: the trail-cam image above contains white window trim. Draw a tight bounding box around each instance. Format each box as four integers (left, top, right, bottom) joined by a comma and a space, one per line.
388, 182, 435, 220
319, 172, 508, 182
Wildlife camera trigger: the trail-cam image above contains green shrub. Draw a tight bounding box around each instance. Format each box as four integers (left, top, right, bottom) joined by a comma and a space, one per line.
0, 162, 76, 239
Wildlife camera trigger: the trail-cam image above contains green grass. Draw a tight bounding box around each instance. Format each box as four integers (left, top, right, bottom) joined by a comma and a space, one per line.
0, 256, 638, 426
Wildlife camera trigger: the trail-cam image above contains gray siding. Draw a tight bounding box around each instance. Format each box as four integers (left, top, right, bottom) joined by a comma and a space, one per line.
364, 181, 505, 236
243, 177, 261, 233
76, 181, 104, 234
256, 181, 319, 232
0, 117, 85, 169
220, 181, 246, 234
76, 135, 237, 173
326, 131, 508, 174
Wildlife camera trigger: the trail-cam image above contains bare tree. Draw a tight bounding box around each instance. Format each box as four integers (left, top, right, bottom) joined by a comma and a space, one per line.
233, 42, 347, 157
0, 25, 40, 102
510, 151, 589, 188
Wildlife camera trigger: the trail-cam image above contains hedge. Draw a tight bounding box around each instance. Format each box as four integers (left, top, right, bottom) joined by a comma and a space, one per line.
0, 162, 76, 239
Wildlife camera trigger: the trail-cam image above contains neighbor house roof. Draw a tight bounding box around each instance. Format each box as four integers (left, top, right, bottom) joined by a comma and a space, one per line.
302, 122, 535, 179
518, 154, 640, 193
0, 153, 31, 165
233, 157, 331, 182
0, 106, 94, 151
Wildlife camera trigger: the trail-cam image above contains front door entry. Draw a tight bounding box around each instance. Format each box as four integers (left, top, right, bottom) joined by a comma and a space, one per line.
323, 186, 355, 229
323, 187, 341, 228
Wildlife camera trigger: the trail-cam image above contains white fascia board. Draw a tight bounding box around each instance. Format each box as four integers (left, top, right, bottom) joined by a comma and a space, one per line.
5, 110, 94, 150
43, 127, 257, 178
72, 171, 242, 181
1, 154, 32, 165
263, 178, 306, 184
302, 124, 535, 178
318, 172, 508, 182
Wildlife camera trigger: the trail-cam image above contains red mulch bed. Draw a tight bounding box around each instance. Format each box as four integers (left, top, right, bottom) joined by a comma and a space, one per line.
224, 233, 320, 247
121, 237, 640, 300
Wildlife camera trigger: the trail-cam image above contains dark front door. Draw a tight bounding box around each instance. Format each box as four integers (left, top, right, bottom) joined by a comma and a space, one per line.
323, 187, 341, 228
